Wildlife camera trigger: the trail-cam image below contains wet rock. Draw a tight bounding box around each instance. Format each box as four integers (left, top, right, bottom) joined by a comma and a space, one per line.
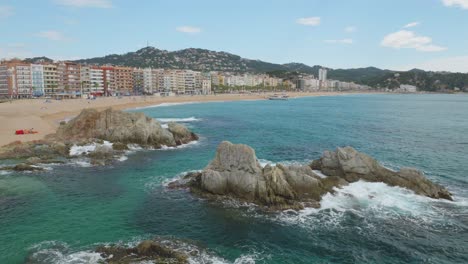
170, 142, 453, 211
96, 240, 188, 264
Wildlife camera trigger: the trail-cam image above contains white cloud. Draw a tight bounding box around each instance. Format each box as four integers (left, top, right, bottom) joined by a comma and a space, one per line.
344, 26, 356, 33
325, 38, 353, 44
0, 5, 14, 18
176, 26, 201, 34
381, 30, 446, 52
35, 30, 68, 41
442, 0, 468, 9
399, 55, 468, 73
296, 17, 321, 26
403, 21, 420, 28
54, 0, 112, 8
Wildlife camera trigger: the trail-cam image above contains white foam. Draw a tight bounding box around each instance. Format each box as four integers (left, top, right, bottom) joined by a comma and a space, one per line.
159, 140, 199, 150
70, 159, 92, 168
0, 170, 12, 175
161, 124, 169, 129
157, 117, 201, 123
117, 155, 128, 162
69, 141, 113, 156
276, 180, 461, 229
132, 101, 199, 110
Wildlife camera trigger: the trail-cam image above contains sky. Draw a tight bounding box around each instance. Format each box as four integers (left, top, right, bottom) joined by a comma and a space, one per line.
0, 0, 468, 72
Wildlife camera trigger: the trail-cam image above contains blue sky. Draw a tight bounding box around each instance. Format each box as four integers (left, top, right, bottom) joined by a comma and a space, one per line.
1, 0, 468, 72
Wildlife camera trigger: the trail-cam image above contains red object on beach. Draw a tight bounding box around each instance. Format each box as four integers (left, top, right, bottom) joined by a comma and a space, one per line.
15, 130, 24, 135
15, 129, 38, 135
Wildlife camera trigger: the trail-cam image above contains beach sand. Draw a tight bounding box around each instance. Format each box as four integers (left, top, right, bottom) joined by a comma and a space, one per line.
0, 92, 349, 147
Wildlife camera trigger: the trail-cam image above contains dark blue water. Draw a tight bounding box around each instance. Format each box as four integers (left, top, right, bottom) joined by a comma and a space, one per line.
1, 94, 467, 263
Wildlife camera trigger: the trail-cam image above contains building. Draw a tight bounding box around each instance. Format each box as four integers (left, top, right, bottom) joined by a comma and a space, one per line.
318, 68, 327, 81
101, 66, 115, 96
0, 64, 12, 98
80, 66, 91, 95
14, 63, 33, 98
133, 68, 144, 95
114, 66, 133, 95
57, 62, 81, 94
30, 64, 45, 97
142, 68, 153, 94
43, 64, 58, 96
90, 66, 104, 95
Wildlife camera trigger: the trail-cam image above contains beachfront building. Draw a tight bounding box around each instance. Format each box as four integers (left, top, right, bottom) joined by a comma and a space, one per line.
43, 64, 58, 96
133, 68, 144, 95
14, 64, 33, 98
31, 64, 45, 97
114, 66, 133, 95
57, 62, 81, 95
90, 67, 104, 95
101, 66, 115, 96
80, 66, 91, 95
201, 75, 212, 95
0, 64, 12, 98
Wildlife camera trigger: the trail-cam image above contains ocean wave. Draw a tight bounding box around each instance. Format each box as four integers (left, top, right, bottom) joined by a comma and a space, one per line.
69, 141, 113, 156
257, 159, 308, 168
159, 140, 200, 150
132, 102, 199, 110
275, 180, 466, 230
157, 117, 201, 123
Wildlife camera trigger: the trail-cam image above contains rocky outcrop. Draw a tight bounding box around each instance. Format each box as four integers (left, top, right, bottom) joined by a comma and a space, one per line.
55, 108, 196, 148
170, 142, 452, 211
95, 240, 188, 264
0, 108, 199, 171
312, 147, 452, 200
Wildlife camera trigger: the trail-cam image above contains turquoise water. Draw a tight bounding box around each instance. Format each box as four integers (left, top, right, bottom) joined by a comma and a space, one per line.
1, 94, 468, 263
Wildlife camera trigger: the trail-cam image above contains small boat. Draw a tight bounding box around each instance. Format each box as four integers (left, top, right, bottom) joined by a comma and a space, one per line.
268, 94, 289, 100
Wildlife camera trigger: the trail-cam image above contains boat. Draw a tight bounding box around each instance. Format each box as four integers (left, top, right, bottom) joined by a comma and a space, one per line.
268, 94, 289, 100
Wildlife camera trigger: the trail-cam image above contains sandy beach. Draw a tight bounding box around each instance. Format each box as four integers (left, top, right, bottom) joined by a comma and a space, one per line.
0, 92, 350, 147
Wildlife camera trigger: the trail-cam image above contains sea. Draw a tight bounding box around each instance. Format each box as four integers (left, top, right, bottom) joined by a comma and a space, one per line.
1, 94, 467, 263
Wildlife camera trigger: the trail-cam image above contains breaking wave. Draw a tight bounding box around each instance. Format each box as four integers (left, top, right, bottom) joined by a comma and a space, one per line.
157, 117, 201, 123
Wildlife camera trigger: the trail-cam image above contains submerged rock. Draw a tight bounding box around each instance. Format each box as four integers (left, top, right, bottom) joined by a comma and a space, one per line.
171, 141, 453, 211
96, 240, 188, 264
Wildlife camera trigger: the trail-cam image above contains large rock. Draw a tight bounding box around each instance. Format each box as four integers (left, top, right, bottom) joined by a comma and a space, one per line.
56, 108, 197, 148
312, 147, 453, 200
172, 142, 453, 211
179, 142, 350, 210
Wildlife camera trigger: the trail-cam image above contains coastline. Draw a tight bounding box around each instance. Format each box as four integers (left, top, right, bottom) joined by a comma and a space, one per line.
0, 91, 367, 148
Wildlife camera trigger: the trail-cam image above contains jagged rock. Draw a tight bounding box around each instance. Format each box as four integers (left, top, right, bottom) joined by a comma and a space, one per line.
170, 142, 453, 211
112, 142, 129, 151
314, 147, 453, 200
56, 108, 196, 148
1, 163, 44, 172
96, 240, 188, 264
168, 122, 199, 145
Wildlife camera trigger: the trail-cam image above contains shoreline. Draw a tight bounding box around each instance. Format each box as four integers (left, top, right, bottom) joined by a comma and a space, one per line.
0, 91, 372, 148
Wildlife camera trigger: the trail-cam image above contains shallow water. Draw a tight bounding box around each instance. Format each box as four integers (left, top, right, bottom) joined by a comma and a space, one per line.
1, 94, 467, 263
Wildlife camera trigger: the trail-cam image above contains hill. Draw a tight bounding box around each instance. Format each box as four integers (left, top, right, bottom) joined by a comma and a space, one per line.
23, 46, 468, 91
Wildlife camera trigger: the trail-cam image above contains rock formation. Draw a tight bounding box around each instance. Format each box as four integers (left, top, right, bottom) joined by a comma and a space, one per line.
311, 146, 452, 200
0, 108, 199, 170
95, 240, 188, 264
56, 108, 198, 147
170, 141, 452, 211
